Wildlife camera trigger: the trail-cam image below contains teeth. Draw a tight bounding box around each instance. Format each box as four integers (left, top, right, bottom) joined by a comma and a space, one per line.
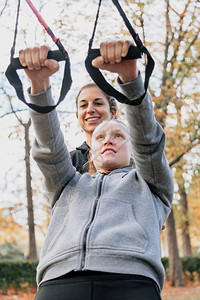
104, 149, 115, 153
87, 118, 99, 121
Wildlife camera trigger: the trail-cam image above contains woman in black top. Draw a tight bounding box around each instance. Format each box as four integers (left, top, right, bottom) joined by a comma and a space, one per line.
70, 83, 117, 173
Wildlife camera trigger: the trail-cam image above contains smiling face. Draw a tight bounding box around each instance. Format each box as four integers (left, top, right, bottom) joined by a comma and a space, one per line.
76, 86, 116, 145
90, 120, 132, 173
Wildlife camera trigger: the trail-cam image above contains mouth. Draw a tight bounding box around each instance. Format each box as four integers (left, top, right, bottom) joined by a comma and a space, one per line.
86, 117, 101, 122
102, 148, 116, 154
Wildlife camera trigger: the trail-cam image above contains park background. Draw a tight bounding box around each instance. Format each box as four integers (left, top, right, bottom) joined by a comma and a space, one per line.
0, 0, 200, 299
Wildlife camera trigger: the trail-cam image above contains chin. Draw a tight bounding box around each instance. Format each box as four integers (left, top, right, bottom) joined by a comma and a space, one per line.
86, 123, 100, 132
102, 162, 119, 171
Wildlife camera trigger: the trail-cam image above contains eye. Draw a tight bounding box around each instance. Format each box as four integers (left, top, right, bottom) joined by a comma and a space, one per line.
79, 103, 87, 108
96, 134, 104, 140
95, 101, 103, 106
115, 133, 124, 138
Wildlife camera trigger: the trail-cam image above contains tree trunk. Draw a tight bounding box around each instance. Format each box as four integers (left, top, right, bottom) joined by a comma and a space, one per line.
161, 0, 184, 287
179, 185, 192, 256
166, 210, 184, 286
24, 119, 37, 260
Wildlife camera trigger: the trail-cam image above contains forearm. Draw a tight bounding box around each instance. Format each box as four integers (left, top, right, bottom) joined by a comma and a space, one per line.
28, 88, 76, 206
119, 76, 174, 206
128, 105, 173, 207
30, 78, 50, 94
118, 61, 139, 83
118, 72, 145, 99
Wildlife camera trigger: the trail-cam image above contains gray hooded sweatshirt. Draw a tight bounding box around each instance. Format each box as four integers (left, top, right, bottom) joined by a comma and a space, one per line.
29, 74, 174, 291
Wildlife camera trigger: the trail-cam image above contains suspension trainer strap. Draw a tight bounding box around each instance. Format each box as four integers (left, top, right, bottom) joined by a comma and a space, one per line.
85, 0, 155, 105
6, 51, 71, 113
5, 0, 72, 113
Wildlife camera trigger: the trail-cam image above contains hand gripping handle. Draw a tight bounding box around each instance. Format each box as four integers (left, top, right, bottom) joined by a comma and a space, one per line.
85, 45, 145, 105
5, 50, 72, 113
9, 50, 65, 70
87, 45, 142, 62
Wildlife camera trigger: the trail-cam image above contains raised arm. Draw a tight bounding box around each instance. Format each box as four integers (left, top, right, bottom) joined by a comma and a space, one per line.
92, 40, 173, 207
121, 79, 173, 207
19, 46, 76, 207
29, 90, 76, 207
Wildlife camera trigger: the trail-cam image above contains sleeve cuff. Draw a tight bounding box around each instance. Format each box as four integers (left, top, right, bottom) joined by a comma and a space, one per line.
27, 86, 55, 106
117, 72, 145, 101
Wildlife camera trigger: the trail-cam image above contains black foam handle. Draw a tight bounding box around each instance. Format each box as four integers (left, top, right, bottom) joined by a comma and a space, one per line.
10, 50, 65, 70
88, 45, 143, 61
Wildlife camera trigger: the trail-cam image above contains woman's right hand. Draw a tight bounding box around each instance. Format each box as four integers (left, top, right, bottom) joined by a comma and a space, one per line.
19, 45, 59, 94
92, 40, 139, 83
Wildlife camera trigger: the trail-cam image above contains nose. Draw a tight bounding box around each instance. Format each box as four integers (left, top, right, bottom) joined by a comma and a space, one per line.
104, 136, 113, 145
87, 102, 95, 114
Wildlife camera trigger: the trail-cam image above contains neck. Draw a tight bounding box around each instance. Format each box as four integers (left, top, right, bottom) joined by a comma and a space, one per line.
86, 133, 92, 147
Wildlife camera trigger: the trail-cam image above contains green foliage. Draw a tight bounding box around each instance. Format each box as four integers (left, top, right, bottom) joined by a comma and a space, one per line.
162, 256, 200, 281
161, 257, 169, 270
182, 256, 200, 281
0, 242, 24, 260
0, 260, 38, 293
0, 257, 200, 293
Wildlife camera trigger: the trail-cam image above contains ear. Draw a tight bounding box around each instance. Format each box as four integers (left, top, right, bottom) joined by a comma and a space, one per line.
130, 154, 134, 165
76, 111, 78, 119
111, 108, 117, 119
89, 151, 93, 162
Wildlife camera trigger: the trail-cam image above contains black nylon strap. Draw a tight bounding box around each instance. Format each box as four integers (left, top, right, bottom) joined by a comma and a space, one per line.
5, 0, 72, 114
5, 50, 72, 113
112, 0, 155, 91
6, 0, 154, 112
85, 0, 155, 105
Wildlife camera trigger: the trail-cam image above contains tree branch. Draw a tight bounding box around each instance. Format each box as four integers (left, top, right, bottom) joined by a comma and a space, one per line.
162, 0, 171, 85
0, 0, 8, 16
169, 141, 199, 167
169, 0, 193, 78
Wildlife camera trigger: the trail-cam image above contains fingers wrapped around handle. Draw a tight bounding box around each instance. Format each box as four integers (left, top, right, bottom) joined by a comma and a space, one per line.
10, 50, 66, 70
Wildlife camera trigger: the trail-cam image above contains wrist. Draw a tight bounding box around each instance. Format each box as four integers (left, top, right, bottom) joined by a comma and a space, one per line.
31, 78, 50, 94
119, 69, 139, 84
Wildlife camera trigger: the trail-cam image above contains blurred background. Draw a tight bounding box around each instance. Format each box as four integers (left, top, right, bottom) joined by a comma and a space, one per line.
0, 0, 199, 291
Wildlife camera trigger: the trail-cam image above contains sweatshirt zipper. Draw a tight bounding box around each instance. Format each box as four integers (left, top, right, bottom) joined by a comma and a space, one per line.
80, 173, 105, 269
